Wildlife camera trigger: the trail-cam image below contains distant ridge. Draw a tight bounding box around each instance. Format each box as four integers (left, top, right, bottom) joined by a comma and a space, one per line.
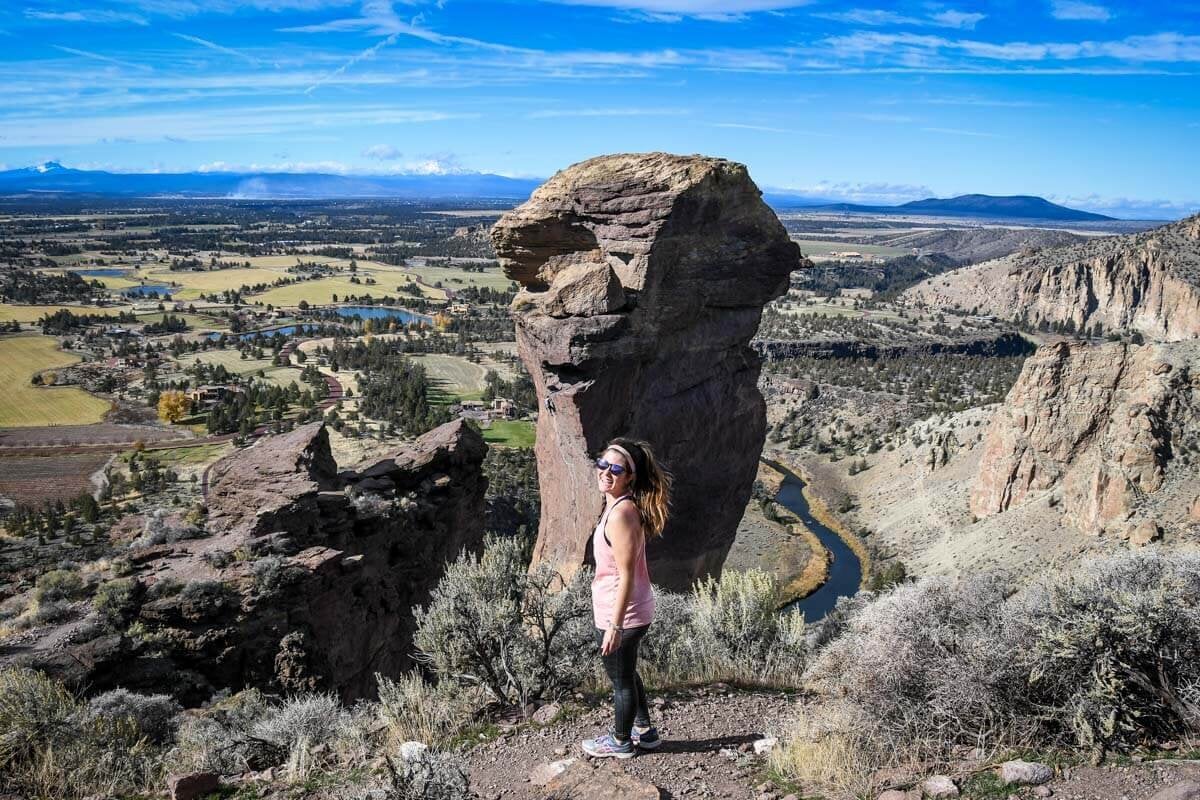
767, 191, 1116, 222
0, 162, 541, 200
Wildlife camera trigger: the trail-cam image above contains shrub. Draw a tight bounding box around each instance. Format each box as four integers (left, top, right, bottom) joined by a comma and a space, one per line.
178, 580, 233, 620
376, 672, 479, 746
92, 577, 141, 629
385, 747, 471, 800
0, 667, 162, 798
33, 569, 87, 603
1005, 550, 1200, 756
412, 536, 593, 707
88, 688, 181, 744
252, 555, 303, 599
641, 570, 807, 687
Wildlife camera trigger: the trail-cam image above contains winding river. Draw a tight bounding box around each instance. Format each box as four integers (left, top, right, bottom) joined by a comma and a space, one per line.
763, 459, 864, 620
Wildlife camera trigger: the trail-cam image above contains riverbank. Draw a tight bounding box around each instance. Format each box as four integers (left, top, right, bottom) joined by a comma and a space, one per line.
725, 462, 816, 601
763, 449, 872, 619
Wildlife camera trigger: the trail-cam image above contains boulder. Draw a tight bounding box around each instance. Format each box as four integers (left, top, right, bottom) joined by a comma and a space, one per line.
998, 760, 1053, 786
492, 153, 805, 589
921, 775, 958, 798
167, 772, 219, 800
1128, 519, 1163, 547
753, 736, 778, 755
1150, 781, 1200, 800
542, 760, 660, 799
530, 757, 577, 786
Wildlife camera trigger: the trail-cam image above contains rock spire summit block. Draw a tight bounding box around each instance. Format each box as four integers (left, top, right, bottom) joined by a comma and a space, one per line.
492, 153, 805, 589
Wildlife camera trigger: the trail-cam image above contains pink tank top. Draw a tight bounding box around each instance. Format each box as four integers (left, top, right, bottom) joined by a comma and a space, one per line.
591, 494, 655, 630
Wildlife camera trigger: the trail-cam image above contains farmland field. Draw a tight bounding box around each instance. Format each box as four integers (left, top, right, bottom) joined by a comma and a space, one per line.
140, 268, 288, 299
791, 239, 912, 259
182, 350, 280, 376
0, 304, 115, 323
411, 353, 489, 400
0, 452, 112, 506
0, 335, 111, 427
402, 264, 515, 292
253, 274, 417, 306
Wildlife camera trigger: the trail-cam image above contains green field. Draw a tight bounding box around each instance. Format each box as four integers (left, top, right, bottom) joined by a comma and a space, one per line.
0, 303, 131, 323
404, 264, 516, 292
253, 275, 415, 306
482, 420, 535, 448
411, 353, 489, 401
0, 335, 111, 427
184, 350, 280, 376
134, 441, 232, 465
792, 239, 912, 259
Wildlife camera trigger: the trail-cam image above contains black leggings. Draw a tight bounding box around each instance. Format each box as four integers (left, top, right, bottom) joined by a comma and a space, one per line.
596, 624, 652, 741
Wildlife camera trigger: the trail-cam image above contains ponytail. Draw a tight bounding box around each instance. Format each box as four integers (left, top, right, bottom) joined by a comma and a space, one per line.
608, 437, 672, 539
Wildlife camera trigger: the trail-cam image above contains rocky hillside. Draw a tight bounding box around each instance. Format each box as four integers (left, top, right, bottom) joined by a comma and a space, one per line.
904, 213, 1200, 340
873, 225, 1086, 265
971, 339, 1200, 537
491, 152, 805, 590
4, 419, 487, 703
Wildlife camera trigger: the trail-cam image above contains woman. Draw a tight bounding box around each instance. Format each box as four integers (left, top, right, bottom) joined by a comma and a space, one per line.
581, 437, 672, 759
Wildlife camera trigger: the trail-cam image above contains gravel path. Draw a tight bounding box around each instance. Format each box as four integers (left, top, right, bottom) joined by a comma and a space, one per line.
467, 686, 797, 799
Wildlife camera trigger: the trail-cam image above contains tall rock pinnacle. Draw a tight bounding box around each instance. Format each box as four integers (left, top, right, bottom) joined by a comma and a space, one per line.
491, 153, 804, 589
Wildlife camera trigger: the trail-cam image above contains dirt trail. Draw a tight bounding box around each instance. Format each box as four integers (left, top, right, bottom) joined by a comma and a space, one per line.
467, 687, 797, 799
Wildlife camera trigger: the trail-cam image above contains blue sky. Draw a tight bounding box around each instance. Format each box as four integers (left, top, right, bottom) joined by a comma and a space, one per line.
3, 0, 1198, 216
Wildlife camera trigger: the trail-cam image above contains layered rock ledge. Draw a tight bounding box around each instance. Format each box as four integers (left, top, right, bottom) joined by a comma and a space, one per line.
491, 152, 805, 589
12, 420, 487, 703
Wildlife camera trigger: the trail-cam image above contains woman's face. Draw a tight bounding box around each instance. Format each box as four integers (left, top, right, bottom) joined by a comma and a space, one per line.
596, 447, 633, 496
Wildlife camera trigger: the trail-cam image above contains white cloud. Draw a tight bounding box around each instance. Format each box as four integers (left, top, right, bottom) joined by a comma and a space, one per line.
921, 126, 1004, 137
26, 9, 150, 25
172, 33, 260, 65
527, 106, 691, 118
1050, 1, 1112, 21
821, 31, 1200, 64
362, 143, 403, 159
780, 180, 936, 204
815, 8, 984, 30
539, 1, 813, 15
50, 45, 153, 71
1049, 193, 1198, 219
0, 104, 474, 147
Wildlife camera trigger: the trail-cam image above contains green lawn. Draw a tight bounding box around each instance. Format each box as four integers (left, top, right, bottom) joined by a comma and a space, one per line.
482, 420, 535, 448
0, 335, 111, 427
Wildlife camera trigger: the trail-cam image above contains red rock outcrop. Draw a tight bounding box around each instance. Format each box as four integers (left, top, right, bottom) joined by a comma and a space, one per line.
970, 340, 1200, 534
12, 420, 487, 703
491, 153, 805, 589
905, 213, 1200, 342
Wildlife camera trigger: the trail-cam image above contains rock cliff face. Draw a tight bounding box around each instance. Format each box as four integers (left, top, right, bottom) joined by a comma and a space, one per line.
970, 340, 1200, 534
905, 214, 1200, 341
491, 153, 804, 590
16, 420, 487, 703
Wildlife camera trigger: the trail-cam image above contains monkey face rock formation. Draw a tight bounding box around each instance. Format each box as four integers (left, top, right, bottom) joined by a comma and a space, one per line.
970, 340, 1200, 535
491, 153, 805, 589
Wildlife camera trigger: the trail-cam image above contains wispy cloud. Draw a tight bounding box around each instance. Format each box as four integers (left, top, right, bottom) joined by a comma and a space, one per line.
172, 33, 260, 65
527, 106, 690, 118
820, 31, 1200, 64
814, 8, 985, 30
362, 143, 403, 159
0, 104, 474, 147
708, 122, 789, 132
850, 112, 915, 123
26, 9, 149, 25
778, 180, 936, 204
921, 126, 1004, 137
538, 1, 814, 17
1050, 1, 1112, 22
50, 45, 152, 71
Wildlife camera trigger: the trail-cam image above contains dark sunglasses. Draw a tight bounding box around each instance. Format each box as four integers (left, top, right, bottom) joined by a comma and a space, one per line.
594, 458, 629, 476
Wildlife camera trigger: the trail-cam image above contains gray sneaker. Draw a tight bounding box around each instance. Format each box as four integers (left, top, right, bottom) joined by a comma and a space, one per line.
631, 724, 661, 750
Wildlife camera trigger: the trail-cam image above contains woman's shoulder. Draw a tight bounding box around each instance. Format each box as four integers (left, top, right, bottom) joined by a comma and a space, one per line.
609, 498, 642, 528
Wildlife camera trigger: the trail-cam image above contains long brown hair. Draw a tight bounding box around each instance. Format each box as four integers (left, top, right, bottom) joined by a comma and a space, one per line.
606, 437, 672, 539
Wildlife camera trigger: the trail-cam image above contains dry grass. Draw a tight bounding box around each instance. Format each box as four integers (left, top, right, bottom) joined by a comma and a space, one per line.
777, 522, 830, 606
